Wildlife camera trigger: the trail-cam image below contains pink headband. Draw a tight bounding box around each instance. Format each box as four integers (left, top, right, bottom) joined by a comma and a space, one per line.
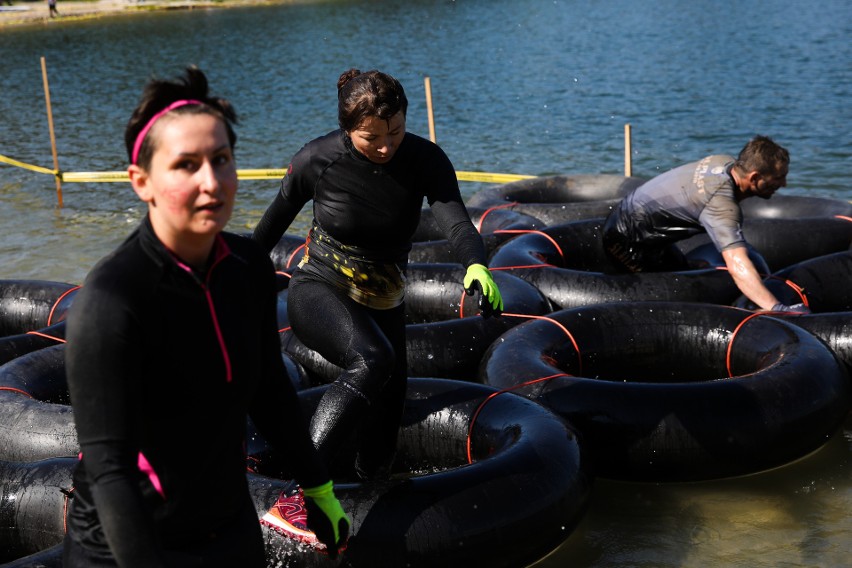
131, 99, 203, 165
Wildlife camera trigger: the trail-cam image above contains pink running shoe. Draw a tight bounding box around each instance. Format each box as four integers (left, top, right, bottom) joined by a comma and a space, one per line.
260, 483, 325, 551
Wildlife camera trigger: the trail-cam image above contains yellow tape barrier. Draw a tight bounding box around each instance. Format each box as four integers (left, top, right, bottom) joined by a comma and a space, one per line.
457, 171, 536, 183
0, 153, 57, 176
63, 169, 288, 183
61, 171, 130, 183
2, 154, 535, 184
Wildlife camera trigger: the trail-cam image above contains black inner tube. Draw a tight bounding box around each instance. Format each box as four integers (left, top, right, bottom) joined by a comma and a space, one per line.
479, 301, 852, 481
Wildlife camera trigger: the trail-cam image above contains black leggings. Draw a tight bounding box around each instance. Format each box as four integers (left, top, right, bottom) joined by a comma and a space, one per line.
602, 214, 689, 273
287, 270, 407, 477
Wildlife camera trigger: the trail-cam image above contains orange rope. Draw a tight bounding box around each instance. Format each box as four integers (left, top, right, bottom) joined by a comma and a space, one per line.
0, 386, 33, 398
475, 202, 518, 233
464, 311, 582, 463
714, 263, 809, 306
47, 285, 80, 325
501, 312, 582, 370
466, 372, 571, 464
724, 312, 764, 377
724, 304, 811, 377
457, 290, 470, 319
492, 229, 565, 263
25, 330, 66, 343
764, 277, 809, 306
61, 486, 75, 533
245, 455, 261, 473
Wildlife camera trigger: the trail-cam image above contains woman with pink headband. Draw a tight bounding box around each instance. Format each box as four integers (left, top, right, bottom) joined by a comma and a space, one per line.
63, 66, 349, 567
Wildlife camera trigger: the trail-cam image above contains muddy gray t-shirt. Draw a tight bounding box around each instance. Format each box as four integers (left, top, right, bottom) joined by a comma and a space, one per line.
610, 155, 745, 252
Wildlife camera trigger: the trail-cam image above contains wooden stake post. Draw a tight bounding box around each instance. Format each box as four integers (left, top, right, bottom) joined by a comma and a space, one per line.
41, 56, 63, 207
424, 76, 436, 144
624, 123, 632, 177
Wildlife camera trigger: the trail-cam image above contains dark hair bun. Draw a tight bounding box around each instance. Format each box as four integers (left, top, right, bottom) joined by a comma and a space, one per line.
337, 68, 362, 91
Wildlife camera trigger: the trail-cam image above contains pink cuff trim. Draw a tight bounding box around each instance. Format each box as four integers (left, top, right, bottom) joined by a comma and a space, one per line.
138, 452, 165, 498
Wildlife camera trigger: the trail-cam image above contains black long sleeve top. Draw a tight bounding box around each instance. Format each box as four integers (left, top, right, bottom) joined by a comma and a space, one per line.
252, 129, 486, 267
65, 217, 328, 566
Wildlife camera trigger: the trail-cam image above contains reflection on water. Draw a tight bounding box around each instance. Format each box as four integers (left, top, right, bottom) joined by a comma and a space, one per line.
1, 0, 850, 566
535, 416, 851, 567
0, 181, 138, 283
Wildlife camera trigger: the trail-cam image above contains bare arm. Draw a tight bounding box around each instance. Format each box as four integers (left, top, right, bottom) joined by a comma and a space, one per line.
721, 246, 779, 311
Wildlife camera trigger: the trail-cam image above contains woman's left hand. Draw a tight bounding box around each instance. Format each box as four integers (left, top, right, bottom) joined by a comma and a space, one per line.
463, 264, 503, 317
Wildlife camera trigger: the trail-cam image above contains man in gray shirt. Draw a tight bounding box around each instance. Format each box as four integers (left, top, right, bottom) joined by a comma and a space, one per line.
603, 135, 807, 312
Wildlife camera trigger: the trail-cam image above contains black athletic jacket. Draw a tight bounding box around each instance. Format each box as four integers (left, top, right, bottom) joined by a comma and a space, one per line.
252, 129, 486, 267
65, 217, 327, 565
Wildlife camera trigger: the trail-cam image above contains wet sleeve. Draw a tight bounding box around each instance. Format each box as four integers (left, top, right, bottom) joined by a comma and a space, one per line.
699, 190, 745, 252
65, 285, 168, 567
251, 167, 309, 253
423, 143, 488, 267
253, 143, 319, 253
430, 199, 488, 267
246, 256, 329, 488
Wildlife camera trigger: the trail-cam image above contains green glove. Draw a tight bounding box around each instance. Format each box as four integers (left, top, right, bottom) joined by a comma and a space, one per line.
303, 480, 350, 559
463, 263, 503, 316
